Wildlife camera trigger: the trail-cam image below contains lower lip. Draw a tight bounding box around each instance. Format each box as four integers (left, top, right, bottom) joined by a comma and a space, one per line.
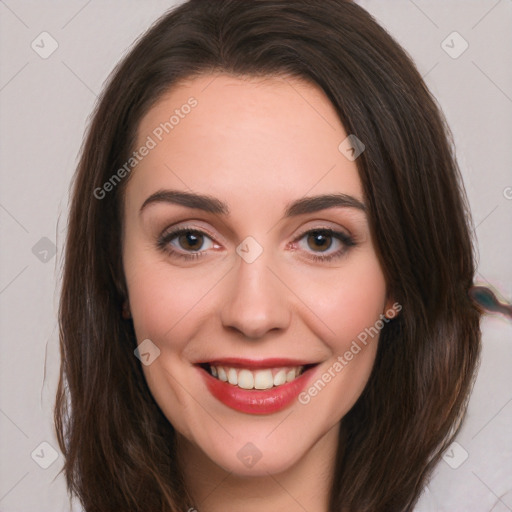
198, 365, 317, 415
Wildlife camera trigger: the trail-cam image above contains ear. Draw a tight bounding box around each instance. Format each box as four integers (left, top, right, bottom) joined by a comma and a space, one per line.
383, 295, 401, 320
122, 300, 132, 319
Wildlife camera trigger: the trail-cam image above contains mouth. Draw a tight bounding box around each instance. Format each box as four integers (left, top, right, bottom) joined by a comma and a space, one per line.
195, 358, 320, 414
198, 362, 316, 390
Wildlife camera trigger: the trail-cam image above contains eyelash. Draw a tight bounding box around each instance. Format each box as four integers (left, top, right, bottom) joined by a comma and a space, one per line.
156, 226, 356, 263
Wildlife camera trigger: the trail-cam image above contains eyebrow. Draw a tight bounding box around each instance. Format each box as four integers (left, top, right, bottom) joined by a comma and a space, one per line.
139, 189, 366, 217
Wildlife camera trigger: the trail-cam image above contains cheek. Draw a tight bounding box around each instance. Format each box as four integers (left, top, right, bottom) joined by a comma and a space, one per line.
124, 255, 212, 435
297, 256, 386, 421
124, 251, 217, 347
297, 251, 386, 407
300, 251, 388, 346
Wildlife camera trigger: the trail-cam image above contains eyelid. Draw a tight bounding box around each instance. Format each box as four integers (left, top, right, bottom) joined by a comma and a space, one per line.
159, 222, 223, 244
292, 223, 352, 241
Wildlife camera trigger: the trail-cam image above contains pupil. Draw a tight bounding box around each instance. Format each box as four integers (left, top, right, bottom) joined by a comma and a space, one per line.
308, 231, 331, 251
179, 232, 202, 250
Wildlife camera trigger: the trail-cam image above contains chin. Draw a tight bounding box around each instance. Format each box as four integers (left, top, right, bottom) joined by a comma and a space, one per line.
198, 432, 312, 477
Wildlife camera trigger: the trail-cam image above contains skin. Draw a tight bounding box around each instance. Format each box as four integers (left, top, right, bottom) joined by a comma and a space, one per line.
122, 73, 395, 511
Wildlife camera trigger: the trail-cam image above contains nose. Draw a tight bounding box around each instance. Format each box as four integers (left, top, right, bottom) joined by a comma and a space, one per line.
220, 253, 291, 339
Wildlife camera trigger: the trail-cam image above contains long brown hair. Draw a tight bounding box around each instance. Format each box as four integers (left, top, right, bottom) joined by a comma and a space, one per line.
55, 1, 482, 510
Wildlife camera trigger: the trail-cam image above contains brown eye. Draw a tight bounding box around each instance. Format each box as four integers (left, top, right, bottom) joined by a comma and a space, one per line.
157, 228, 216, 259
294, 228, 356, 263
178, 231, 204, 251
306, 231, 333, 252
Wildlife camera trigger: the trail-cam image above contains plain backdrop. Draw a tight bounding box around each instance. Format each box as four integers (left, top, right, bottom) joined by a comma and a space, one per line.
0, 1, 511, 511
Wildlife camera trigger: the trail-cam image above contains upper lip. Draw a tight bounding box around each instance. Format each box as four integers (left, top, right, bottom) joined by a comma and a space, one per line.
195, 357, 320, 369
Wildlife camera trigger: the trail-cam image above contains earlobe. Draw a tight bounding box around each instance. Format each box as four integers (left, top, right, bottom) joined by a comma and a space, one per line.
384, 297, 402, 320
122, 300, 132, 319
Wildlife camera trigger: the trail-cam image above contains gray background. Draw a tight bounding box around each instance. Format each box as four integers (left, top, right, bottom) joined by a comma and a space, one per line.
0, 1, 511, 511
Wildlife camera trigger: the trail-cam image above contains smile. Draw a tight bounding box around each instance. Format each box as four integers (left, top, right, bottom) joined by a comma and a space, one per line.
196, 358, 319, 414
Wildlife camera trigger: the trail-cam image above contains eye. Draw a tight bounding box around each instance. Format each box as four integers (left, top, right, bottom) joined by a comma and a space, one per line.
293, 228, 355, 262
157, 227, 218, 260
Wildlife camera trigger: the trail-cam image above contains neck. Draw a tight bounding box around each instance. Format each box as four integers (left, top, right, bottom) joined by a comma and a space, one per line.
178, 424, 339, 512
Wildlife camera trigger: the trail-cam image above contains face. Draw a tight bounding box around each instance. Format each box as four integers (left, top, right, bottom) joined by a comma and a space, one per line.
122, 73, 395, 477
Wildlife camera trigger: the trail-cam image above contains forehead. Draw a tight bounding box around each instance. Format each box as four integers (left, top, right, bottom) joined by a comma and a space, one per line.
128, 73, 363, 216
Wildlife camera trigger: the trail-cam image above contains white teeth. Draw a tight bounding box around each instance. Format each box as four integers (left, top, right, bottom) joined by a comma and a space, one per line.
237, 369, 254, 389
227, 368, 238, 385
254, 369, 274, 390
208, 364, 305, 390
273, 369, 287, 386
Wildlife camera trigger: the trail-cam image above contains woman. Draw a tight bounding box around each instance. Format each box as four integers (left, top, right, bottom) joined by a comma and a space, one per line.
55, 1, 483, 510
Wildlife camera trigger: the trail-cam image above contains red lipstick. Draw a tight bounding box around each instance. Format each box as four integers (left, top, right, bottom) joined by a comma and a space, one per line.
196, 359, 318, 415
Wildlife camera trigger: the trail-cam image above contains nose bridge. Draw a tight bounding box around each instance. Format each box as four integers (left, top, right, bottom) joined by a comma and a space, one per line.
220, 247, 291, 339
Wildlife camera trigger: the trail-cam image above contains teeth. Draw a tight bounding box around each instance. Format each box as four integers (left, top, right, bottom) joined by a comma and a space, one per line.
238, 369, 254, 389
217, 367, 227, 382
254, 369, 273, 390
273, 369, 287, 386
227, 368, 238, 385
208, 364, 305, 390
